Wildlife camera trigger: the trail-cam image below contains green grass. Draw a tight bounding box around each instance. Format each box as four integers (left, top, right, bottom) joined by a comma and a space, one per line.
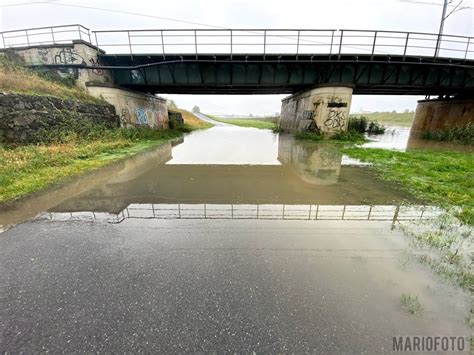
0, 128, 187, 203
352, 111, 415, 126
400, 294, 423, 316
295, 130, 368, 144
421, 123, 474, 145
342, 147, 474, 225
206, 114, 278, 129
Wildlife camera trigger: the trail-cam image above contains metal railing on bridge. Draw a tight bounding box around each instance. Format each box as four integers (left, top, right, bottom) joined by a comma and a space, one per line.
1, 24, 473, 60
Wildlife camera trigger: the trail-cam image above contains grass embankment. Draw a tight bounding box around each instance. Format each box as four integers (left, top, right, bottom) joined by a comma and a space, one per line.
173, 109, 213, 130
352, 111, 415, 126
0, 128, 187, 203
0, 54, 101, 104
342, 147, 474, 225
206, 114, 278, 129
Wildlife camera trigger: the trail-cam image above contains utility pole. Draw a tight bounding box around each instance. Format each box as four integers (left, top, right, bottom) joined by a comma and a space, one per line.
433, 0, 469, 58
434, 0, 449, 57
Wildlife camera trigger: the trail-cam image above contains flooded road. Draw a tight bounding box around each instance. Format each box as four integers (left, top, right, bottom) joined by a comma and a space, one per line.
0, 122, 471, 352
1, 124, 423, 230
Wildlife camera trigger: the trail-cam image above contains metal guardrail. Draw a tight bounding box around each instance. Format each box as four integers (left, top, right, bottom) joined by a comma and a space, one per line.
0, 25, 472, 60
0, 24, 91, 49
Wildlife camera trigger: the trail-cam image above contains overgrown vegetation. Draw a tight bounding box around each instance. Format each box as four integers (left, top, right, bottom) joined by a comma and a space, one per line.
206, 114, 278, 129
295, 130, 367, 143
348, 116, 386, 134
0, 54, 101, 103
342, 147, 474, 225
421, 123, 474, 145
351, 111, 415, 126
400, 293, 423, 316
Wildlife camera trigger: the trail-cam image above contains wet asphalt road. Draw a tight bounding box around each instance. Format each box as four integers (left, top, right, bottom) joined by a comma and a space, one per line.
0, 218, 469, 353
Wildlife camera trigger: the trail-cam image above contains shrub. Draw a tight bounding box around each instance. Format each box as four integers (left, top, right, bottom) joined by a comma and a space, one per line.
348, 116, 386, 135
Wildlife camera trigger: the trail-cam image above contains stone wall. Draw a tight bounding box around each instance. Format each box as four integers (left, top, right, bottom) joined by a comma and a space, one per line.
0, 92, 119, 143
86, 85, 169, 129
409, 98, 474, 138
280, 86, 353, 133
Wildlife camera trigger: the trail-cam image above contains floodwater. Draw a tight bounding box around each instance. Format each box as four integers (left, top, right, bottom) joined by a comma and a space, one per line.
0, 124, 429, 230
0, 119, 471, 352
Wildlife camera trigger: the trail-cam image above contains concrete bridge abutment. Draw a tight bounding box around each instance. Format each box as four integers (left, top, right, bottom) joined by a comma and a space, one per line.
2, 41, 170, 129
279, 86, 353, 134
409, 97, 474, 139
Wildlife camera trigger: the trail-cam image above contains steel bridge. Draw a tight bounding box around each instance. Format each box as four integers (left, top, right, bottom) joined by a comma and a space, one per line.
1, 25, 473, 95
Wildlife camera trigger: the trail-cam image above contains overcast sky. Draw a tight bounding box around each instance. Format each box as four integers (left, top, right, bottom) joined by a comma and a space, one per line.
1, 0, 472, 115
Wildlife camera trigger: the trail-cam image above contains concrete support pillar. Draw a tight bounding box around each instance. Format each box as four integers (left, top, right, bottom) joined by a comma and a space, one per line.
409, 98, 474, 139
280, 86, 353, 133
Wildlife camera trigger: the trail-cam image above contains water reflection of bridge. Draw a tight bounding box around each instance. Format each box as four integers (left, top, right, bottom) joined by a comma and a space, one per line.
48, 135, 418, 214
40, 203, 443, 224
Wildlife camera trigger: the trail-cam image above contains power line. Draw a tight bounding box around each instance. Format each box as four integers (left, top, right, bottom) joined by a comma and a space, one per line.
0, 1, 226, 28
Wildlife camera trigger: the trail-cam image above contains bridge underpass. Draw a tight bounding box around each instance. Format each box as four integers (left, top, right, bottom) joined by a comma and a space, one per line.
1, 25, 473, 133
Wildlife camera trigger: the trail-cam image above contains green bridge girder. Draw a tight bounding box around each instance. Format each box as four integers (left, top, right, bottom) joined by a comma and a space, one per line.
101, 54, 474, 95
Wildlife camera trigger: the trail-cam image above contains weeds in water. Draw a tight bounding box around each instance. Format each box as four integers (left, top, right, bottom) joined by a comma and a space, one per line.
398, 212, 473, 291
295, 129, 367, 143
400, 293, 423, 316
348, 116, 386, 135
421, 123, 474, 145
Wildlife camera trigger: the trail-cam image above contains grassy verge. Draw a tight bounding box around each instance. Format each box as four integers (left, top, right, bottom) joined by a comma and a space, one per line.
0, 128, 188, 203
342, 147, 474, 225
206, 114, 277, 129
351, 111, 415, 126
295, 130, 368, 144
175, 109, 213, 130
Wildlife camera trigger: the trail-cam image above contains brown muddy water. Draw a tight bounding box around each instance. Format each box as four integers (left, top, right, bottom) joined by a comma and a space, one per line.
0, 125, 432, 231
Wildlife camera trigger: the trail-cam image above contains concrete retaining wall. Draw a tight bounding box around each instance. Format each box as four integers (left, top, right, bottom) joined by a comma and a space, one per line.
0, 92, 119, 143
6, 41, 112, 89
410, 98, 474, 137
280, 86, 353, 133
86, 85, 169, 129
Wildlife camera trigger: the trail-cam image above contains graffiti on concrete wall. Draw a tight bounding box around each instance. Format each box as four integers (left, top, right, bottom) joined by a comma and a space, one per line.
120, 104, 167, 128
37, 49, 49, 63
54, 48, 85, 65
89, 58, 104, 76
324, 109, 347, 130
120, 108, 132, 126
134, 107, 167, 128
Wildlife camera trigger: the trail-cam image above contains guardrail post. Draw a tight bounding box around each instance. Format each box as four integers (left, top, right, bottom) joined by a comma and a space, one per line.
464, 37, 471, 61
194, 30, 198, 60
338, 30, 344, 59
87, 29, 92, 44
371, 31, 377, 60
263, 30, 266, 60
329, 30, 335, 60
1, 33, 6, 48
161, 30, 166, 59
25, 30, 30, 46
403, 32, 409, 61
434, 33, 442, 59
94, 32, 99, 56
50, 27, 55, 44
78, 25, 82, 41
127, 31, 133, 60
296, 30, 300, 60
